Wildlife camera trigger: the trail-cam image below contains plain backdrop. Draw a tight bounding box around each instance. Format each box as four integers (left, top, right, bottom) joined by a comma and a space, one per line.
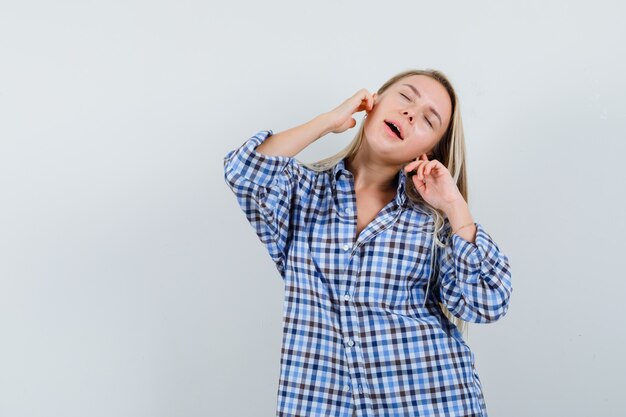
1, 1, 625, 416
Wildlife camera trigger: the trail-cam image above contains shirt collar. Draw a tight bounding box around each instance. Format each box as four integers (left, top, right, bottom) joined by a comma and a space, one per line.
332, 157, 407, 207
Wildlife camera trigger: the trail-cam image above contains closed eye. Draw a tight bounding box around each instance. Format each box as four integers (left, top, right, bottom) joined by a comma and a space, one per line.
401, 93, 433, 128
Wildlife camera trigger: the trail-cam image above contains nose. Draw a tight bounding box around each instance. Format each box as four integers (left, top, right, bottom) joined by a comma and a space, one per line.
403, 102, 427, 124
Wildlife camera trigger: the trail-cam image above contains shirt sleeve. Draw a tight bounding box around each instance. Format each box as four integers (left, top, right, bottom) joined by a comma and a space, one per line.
223, 130, 307, 279
436, 220, 513, 323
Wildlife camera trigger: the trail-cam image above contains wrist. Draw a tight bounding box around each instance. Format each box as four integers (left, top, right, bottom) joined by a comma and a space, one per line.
312, 113, 334, 138
442, 198, 467, 217
444, 199, 473, 228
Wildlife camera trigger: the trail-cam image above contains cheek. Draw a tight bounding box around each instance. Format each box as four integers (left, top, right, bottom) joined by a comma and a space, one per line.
405, 137, 435, 158
364, 118, 384, 138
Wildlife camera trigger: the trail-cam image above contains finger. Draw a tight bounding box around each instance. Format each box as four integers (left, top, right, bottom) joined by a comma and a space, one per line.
409, 157, 427, 170
424, 160, 438, 177
359, 89, 370, 105
407, 161, 424, 177
415, 159, 429, 179
404, 160, 423, 173
412, 174, 426, 192
418, 162, 427, 180
358, 97, 368, 111
411, 154, 428, 176
362, 93, 373, 112
424, 164, 431, 177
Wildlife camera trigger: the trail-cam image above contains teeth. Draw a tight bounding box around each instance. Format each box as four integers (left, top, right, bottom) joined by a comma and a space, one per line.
389, 122, 401, 138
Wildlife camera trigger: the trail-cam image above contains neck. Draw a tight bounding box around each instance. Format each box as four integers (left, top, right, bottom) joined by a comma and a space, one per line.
345, 146, 401, 194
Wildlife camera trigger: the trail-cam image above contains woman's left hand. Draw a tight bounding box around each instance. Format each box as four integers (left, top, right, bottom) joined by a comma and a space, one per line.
404, 154, 464, 213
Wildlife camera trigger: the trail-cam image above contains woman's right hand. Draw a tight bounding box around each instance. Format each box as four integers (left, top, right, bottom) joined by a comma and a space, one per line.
323, 89, 375, 134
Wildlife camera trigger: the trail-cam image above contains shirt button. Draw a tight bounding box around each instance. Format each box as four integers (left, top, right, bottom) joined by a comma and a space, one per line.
343, 293, 350, 301
342, 244, 351, 251
345, 207, 352, 215
346, 339, 355, 347
344, 384, 351, 392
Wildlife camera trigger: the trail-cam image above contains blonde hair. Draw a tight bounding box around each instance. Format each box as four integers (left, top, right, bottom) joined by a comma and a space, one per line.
300, 68, 471, 338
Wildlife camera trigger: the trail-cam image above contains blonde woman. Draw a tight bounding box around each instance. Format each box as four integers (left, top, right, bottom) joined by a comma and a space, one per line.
223, 69, 513, 417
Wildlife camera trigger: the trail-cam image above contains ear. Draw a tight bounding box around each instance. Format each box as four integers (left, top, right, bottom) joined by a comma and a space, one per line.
372, 92, 378, 105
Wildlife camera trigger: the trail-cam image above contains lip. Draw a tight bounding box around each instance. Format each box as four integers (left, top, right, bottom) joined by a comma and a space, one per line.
384, 119, 404, 140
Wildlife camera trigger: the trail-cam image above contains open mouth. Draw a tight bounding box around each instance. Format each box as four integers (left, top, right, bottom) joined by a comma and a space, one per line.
384, 121, 403, 140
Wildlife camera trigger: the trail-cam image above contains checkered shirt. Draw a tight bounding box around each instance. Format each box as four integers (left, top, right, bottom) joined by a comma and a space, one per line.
223, 130, 513, 416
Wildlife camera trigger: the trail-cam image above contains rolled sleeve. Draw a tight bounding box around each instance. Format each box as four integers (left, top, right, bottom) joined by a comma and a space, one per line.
438, 221, 513, 323
223, 130, 309, 280
223, 130, 293, 188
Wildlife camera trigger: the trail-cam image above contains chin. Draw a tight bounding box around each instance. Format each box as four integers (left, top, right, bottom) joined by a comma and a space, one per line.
365, 124, 403, 153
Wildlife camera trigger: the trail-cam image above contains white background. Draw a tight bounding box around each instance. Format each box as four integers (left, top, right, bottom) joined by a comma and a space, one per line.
1, 1, 625, 416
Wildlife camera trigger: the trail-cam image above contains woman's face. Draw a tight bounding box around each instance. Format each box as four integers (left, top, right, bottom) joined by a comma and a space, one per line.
363, 74, 453, 164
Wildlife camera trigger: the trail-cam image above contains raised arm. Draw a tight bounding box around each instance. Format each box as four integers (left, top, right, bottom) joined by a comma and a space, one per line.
254, 113, 331, 157
254, 87, 377, 157
223, 89, 376, 278
223, 127, 315, 280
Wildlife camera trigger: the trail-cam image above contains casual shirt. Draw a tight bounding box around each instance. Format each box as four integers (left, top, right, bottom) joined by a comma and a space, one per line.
223, 130, 513, 417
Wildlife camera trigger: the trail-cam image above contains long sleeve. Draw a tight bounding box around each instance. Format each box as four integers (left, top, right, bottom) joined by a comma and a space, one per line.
223, 130, 307, 279
436, 220, 513, 323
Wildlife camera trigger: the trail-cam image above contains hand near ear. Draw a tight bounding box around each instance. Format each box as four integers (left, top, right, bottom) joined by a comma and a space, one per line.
325, 88, 375, 134
404, 154, 464, 212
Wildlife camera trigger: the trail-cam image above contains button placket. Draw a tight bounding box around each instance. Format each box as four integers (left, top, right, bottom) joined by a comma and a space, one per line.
334, 188, 366, 409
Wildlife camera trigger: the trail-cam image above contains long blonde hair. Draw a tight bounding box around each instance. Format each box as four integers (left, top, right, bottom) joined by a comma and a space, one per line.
300, 69, 471, 338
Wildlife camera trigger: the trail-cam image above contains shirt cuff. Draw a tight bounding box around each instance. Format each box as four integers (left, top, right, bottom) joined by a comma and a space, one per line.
223, 130, 294, 188
449, 222, 502, 280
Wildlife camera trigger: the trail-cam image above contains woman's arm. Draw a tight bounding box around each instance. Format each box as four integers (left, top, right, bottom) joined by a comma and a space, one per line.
402, 161, 513, 323
436, 212, 513, 324
223, 89, 375, 278
255, 113, 332, 157
256, 87, 375, 157
223, 128, 320, 280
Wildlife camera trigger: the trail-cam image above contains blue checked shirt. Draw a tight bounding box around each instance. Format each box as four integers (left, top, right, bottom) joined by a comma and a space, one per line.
223, 130, 513, 417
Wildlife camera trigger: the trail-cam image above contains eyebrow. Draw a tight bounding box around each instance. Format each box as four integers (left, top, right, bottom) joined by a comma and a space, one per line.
401, 83, 443, 127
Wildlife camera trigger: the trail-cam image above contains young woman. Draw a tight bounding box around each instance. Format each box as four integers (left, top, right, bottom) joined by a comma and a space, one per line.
223, 69, 513, 417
